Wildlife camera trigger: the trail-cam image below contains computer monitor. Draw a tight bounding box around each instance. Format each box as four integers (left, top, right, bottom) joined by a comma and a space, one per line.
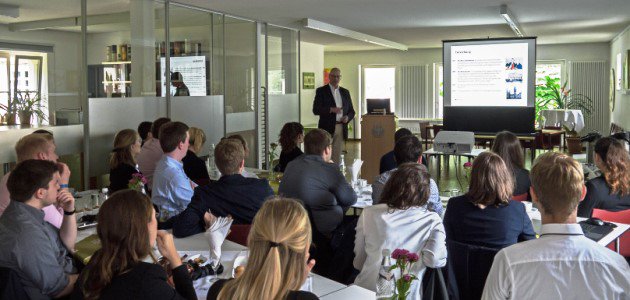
367, 98, 391, 114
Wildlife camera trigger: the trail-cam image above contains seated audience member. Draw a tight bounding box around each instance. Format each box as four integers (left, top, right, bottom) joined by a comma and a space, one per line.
226, 134, 258, 178
443, 152, 535, 249
379, 128, 413, 174
72, 190, 195, 300
172, 139, 273, 238
207, 197, 317, 300
482, 152, 630, 299
108, 129, 143, 194
152, 121, 195, 217
137, 121, 153, 146
491, 131, 531, 198
182, 127, 210, 185
354, 163, 447, 299
0, 160, 78, 299
372, 136, 443, 215
274, 122, 304, 173
0, 133, 73, 233
578, 137, 630, 217
137, 117, 171, 187
279, 128, 357, 238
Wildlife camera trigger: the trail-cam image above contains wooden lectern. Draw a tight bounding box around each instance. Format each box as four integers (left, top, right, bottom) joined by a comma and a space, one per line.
361, 114, 396, 184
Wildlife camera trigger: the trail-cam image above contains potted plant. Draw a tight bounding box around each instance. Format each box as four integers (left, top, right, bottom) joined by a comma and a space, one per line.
535, 76, 593, 123
563, 123, 582, 154
14, 91, 47, 126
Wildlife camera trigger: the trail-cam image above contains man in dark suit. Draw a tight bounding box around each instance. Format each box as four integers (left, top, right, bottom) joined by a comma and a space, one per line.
313, 67, 355, 164
171, 139, 274, 238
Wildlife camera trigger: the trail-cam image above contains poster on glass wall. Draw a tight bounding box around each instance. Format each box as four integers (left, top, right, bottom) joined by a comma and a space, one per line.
160, 56, 207, 96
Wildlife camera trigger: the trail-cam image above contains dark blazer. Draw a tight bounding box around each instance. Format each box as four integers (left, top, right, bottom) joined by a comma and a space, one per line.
443, 195, 536, 249
207, 279, 318, 300
274, 147, 303, 173
182, 150, 210, 186
513, 167, 531, 198
71, 262, 195, 300
379, 151, 397, 174
313, 84, 356, 139
278, 155, 357, 237
172, 174, 274, 238
109, 163, 139, 194
577, 175, 630, 218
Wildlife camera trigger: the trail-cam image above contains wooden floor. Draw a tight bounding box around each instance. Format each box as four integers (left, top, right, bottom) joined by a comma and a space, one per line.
342, 140, 543, 196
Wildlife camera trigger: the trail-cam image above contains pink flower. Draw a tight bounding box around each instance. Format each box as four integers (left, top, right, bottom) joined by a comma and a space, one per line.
403, 274, 412, 282
407, 253, 419, 263
463, 162, 472, 168
391, 249, 409, 260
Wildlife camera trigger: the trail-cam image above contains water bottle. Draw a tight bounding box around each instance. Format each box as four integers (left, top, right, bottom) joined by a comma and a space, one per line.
339, 154, 347, 176
376, 249, 395, 299
99, 188, 109, 205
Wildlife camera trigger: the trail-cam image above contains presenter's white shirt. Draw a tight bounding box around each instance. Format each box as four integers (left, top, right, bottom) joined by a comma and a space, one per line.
330, 84, 342, 122
482, 223, 630, 300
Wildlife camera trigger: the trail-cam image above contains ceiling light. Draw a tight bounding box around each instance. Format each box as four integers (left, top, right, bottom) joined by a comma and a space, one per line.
500, 4, 525, 37
0, 4, 19, 18
302, 18, 408, 51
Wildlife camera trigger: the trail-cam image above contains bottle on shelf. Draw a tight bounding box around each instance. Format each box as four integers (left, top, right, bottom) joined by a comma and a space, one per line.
376, 249, 395, 299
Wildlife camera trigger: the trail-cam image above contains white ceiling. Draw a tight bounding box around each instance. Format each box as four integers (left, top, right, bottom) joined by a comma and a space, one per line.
1, 0, 629, 51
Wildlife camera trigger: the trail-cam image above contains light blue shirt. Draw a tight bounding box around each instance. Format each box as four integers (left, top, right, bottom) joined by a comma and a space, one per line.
151, 155, 194, 216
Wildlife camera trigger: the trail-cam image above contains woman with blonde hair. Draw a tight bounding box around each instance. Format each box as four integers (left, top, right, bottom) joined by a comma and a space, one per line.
443, 152, 535, 249
109, 129, 142, 193
207, 197, 318, 300
578, 137, 630, 217
72, 189, 195, 299
183, 127, 210, 185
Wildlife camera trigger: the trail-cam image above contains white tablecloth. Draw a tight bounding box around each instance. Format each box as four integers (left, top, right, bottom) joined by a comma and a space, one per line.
541, 109, 585, 132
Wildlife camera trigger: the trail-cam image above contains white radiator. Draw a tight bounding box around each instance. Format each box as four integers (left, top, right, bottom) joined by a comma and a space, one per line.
398, 65, 432, 119
569, 61, 609, 135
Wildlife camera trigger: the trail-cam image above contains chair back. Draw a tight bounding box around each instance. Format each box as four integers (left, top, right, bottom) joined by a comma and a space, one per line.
0, 267, 28, 300
226, 224, 252, 247
592, 209, 630, 257
420, 121, 431, 139
432, 124, 443, 138
445, 240, 500, 300
512, 193, 528, 202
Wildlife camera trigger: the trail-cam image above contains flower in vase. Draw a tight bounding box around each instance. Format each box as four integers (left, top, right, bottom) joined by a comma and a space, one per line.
407, 252, 419, 263
128, 173, 147, 191
391, 249, 409, 260
403, 274, 412, 282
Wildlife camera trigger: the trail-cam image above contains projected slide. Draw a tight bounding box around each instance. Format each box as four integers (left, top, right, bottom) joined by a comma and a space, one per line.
450, 43, 529, 107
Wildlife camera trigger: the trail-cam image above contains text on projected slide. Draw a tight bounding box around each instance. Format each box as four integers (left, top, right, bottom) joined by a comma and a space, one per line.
450, 43, 529, 107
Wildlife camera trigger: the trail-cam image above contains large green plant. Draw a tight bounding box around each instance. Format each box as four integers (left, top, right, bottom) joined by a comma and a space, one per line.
15, 91, 47, 122
535, 76, 593, 122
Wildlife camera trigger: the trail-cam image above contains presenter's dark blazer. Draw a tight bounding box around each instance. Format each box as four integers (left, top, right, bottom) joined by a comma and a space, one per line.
313, 85, 356, 139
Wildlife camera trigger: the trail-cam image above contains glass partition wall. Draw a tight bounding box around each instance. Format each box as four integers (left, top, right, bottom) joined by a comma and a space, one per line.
1, 0, 299, 188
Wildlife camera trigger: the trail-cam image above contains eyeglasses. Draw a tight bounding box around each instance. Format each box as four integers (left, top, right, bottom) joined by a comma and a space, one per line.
329, 74, 342, 78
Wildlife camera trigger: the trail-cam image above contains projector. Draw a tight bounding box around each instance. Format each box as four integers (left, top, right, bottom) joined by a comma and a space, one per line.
434, 131, 475, 154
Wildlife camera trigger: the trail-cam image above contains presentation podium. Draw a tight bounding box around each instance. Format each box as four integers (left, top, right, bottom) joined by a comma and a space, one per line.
361, 114, 396, 184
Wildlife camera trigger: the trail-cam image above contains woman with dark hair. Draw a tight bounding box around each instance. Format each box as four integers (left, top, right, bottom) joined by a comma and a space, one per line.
443, 152, 535, 249
275, 122, 304, 172
108, 129, 142, 193
353, 163, 447, 300
72, 190, 195, 300
491, 131, 530, 198
578, 137, 630, 217
137, 121, 153, 146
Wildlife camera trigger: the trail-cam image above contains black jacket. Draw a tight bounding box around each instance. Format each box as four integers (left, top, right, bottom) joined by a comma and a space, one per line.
172, 174, 274, 238
312, 85, 355, 139
578, 175, 630, 218
109, 163, 139, 194
71, 262, 195, 300
274, 147, 303, 173
182, 150, 210, 186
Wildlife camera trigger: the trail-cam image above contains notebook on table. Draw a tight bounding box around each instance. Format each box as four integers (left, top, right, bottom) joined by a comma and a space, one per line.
579, 221, 615, 242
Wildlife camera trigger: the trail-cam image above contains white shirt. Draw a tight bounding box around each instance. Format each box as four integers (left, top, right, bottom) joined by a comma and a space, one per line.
482, 223, 630, 300
354, 204, 447, 300
329, 84, 343, 122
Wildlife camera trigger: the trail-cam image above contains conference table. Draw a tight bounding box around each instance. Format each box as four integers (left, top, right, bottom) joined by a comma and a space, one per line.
75, 229, 375, 299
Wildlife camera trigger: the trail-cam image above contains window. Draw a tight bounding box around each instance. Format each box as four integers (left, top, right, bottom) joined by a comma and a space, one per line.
535, 61, 564, 119
0, 51, 47, 124
363, 66, 396, 112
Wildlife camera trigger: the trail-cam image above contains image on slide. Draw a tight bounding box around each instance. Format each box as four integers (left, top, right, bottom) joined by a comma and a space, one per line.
505, 72, 523, 83
505, 58, 523, 70
506, 84, 522, 99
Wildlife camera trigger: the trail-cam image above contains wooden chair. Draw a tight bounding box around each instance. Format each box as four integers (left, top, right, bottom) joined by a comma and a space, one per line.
419, 121, 433, 150
592, 209, 630, 257
226, 224, 252, 247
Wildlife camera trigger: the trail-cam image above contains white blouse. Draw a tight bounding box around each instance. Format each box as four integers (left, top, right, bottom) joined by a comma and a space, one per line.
353, 204, 447, 300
